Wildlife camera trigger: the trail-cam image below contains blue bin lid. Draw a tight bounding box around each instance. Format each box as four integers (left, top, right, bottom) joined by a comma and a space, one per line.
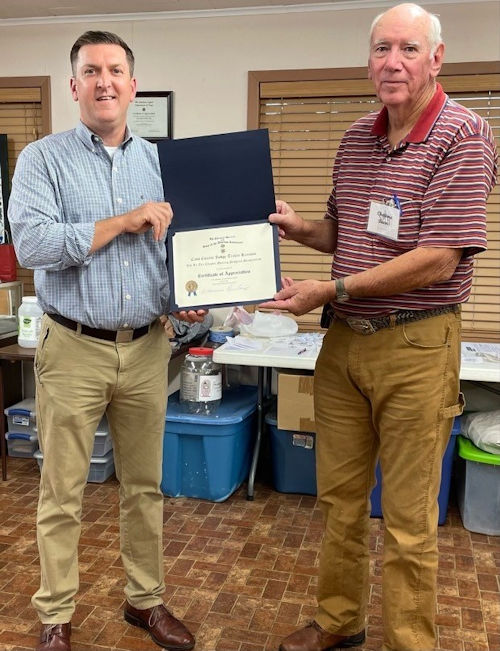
166, 385, 257, 424
5, 397, 36, 418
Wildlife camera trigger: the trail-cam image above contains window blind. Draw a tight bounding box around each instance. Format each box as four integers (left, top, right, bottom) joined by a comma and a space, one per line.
449, 91, 499, 342
257, 71, 500, 341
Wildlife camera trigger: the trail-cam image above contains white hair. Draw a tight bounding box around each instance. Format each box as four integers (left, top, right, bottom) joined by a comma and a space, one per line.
370, 3, 443, 58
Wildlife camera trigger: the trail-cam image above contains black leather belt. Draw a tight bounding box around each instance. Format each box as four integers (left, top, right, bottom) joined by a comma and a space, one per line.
335, 304, 459, 335
48, 313, 152, 343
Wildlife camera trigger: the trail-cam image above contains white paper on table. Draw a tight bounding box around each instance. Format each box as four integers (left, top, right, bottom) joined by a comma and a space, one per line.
461, 342, 500, 364
223, 335, 265, 350
263, 332, 324, 358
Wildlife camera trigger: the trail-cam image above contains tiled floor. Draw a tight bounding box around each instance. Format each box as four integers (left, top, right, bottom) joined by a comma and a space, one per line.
1, 456, 499, 651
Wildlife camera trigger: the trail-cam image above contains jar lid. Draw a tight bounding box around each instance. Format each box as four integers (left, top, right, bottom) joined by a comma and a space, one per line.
188, 346, 214, 356
22, 296, 39, 303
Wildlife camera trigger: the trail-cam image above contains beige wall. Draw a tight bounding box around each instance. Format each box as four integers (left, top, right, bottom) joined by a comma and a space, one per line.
0, 2, 498, 139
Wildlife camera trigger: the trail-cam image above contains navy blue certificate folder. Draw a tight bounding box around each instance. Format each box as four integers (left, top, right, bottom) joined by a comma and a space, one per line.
157, 129, 280, 311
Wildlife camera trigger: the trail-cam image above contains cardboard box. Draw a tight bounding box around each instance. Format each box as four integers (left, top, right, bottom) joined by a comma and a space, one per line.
277, 372, 315, 433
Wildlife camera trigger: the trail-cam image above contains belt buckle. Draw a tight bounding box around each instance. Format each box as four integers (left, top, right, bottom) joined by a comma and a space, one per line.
115, 329, 135, 343
346, 317, 377, 335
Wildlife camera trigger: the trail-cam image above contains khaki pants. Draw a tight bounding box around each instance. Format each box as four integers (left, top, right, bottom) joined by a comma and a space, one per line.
314, 310, 463, 651
32, 315, 171, 623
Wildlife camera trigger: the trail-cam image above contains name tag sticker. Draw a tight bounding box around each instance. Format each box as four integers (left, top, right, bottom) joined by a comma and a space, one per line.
367, 200, 400, 241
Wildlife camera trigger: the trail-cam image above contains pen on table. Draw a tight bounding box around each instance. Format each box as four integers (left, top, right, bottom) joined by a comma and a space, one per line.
297, 348, 307, 355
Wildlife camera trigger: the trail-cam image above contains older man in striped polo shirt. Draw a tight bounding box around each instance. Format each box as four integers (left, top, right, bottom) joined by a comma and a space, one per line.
262, 3, 497, 651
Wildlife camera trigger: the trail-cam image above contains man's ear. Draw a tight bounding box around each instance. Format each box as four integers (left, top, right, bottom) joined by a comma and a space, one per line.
70, 77, 78, 102
129, 77, 137, 103
430, 42, 444, 78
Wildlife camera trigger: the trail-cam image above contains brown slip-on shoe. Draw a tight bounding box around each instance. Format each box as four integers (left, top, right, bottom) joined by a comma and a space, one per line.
124, 602, 195, 650
36, 623, 71, 651
279, 621, 365, 651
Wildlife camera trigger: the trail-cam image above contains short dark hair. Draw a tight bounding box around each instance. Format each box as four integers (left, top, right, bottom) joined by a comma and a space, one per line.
70, 30, 135, 75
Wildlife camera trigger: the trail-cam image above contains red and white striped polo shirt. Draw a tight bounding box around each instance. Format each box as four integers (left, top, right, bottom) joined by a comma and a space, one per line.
326, 83, 497, 317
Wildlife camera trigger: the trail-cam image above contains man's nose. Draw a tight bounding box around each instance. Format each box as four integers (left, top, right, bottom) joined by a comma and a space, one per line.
385, 47, 403, 69
96, 72, 112, 88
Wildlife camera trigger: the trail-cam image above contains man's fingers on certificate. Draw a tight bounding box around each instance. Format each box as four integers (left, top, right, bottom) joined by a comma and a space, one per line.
260, 279, 325, 316
172, 309, 207, 323
259, 298, 289, 310
259, 296, 305, 315
259, 283, 298, 311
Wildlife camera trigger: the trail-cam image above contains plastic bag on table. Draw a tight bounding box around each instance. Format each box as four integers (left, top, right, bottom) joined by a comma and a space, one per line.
239, 310, 298, 338
223, 306, 254, 331
461, 409, 500, 455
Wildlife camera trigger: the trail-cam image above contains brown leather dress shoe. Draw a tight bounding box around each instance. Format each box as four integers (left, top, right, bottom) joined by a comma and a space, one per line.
124, 602, 195, 650
279, 621, 365, 651
36, 623, 71, 650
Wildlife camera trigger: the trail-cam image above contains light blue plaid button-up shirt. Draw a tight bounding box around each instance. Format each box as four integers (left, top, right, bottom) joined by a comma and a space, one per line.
9, 121, 170, 329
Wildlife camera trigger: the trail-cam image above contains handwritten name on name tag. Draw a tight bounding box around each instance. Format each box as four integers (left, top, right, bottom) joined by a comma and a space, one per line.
367, 200, 400, 241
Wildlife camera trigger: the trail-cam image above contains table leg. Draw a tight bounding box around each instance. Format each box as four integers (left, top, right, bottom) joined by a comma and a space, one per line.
247, 366, 273, 500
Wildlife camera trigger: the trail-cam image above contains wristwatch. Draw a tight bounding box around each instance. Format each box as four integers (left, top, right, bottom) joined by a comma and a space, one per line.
335, 277, 351, 303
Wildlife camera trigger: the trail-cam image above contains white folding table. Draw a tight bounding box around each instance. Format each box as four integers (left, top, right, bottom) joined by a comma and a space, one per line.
213, 340, 500, 500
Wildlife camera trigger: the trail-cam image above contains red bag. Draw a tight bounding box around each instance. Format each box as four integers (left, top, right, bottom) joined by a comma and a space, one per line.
0, 243, 17, 281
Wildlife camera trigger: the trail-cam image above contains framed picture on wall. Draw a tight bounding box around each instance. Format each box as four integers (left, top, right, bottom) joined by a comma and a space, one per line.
128, 91, 173, 142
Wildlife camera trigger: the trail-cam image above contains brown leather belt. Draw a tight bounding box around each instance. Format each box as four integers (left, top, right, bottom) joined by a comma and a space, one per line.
47, 313, 152, 343
335, 304, 459, 335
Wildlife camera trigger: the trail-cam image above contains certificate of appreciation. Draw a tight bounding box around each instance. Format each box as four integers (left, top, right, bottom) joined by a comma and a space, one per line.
168, 221, 280, 310
158, 128, 280, 311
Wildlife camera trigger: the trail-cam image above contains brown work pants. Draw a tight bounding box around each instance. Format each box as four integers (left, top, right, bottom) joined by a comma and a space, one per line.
314, 310, 463, 651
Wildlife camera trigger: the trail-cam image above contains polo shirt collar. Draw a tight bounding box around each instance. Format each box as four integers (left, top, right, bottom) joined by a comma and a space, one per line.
371, 83, 447, 144
75, 121, 133, 151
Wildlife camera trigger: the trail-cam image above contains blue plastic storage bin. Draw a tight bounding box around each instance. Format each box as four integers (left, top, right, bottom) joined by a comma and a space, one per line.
370, 416, 461, 525
267, 413, 460, 525
162, 385, 257, 502
266, 412, 317, 495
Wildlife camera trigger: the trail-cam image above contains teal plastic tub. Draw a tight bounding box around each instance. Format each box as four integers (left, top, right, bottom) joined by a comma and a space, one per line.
162, 385, 257, 502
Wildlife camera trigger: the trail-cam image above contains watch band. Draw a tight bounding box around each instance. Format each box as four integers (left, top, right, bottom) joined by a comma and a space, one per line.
335, 277, 350, 303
